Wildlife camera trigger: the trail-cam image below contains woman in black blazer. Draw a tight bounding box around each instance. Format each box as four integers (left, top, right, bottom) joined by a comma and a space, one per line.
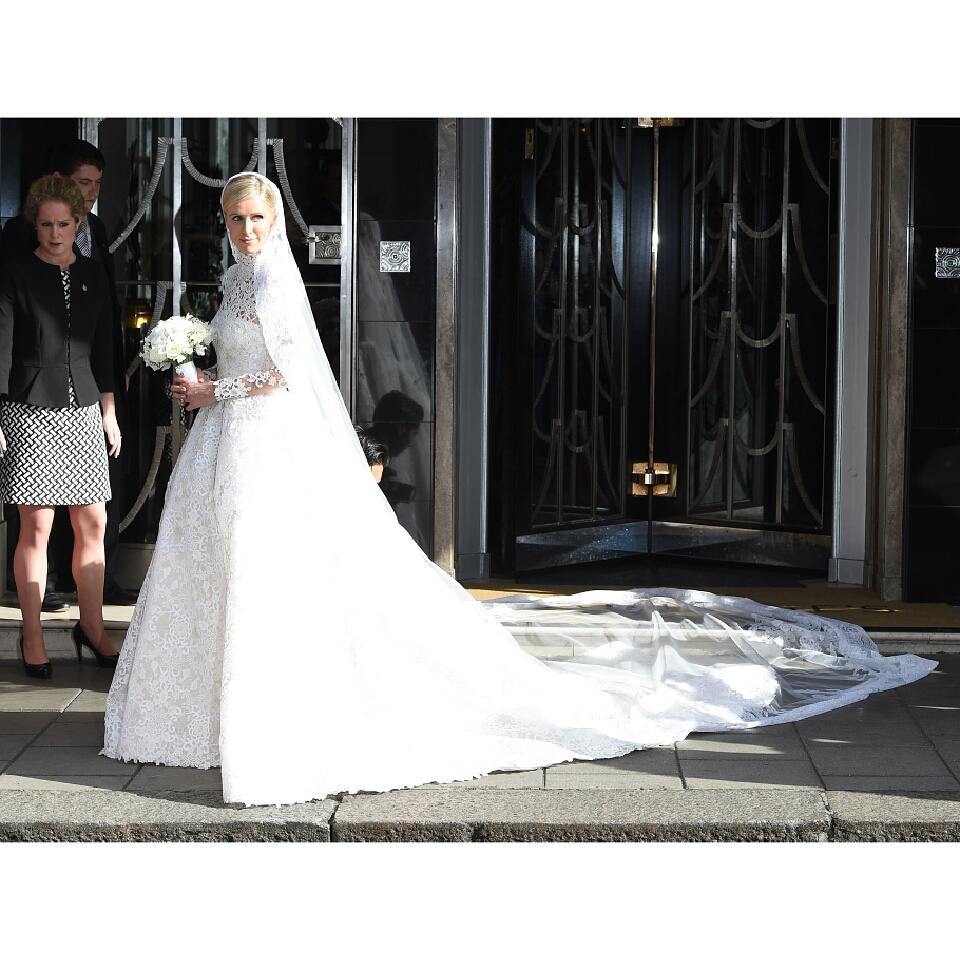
0, 175, 121, 678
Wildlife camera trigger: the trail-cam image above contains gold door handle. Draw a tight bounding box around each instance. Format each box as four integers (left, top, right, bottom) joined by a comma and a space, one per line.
631, 461, 678, 497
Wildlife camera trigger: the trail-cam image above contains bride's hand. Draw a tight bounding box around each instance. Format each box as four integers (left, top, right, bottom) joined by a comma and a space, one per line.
173, 374, 216, 411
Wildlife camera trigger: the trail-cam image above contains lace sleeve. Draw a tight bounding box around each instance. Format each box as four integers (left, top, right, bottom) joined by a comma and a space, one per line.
213, 368, 287, 401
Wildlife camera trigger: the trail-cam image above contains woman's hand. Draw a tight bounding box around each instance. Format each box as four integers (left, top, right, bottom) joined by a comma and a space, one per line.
102, 410, 122, 457
173, 373, 216, 411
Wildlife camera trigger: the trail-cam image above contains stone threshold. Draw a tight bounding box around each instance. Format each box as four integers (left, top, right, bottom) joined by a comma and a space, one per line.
3, 787, 960, 842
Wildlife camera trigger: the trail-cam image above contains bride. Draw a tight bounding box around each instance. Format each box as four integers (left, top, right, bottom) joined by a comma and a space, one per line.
102, 172, 936, 806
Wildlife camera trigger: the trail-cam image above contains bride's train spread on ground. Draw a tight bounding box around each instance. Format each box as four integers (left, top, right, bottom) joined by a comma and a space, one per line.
100, 173, 937, 806
485, 588, 933, 731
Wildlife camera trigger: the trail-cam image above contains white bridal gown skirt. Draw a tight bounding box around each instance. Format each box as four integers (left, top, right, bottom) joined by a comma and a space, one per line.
103, 389, 937, 806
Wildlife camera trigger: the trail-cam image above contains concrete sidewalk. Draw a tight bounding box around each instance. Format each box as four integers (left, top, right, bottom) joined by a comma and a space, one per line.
1, 656, 959, 841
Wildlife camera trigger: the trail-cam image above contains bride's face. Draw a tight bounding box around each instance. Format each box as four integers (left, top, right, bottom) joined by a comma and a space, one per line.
225, 197, 276, 255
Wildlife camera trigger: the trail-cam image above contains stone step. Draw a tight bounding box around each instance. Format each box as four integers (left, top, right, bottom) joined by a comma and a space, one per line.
3, 787, 960, 841
872, 632, 960, 655
0, 621, 130, 659
2, 617, 959, 659
0, 790, 335, 841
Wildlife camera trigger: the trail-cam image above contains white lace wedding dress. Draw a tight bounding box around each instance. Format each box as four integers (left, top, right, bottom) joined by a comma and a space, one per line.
102, 177, 936, 807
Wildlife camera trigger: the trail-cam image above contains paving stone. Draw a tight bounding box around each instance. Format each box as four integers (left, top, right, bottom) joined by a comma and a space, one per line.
33, 722, 106, 747
931, 739, 960, 779
547, 749, 677, 775
0, 712, 57, 735
821, 776, 960, 792
931, 739, 960, 761
805, 743, 951, 777
6, 746, 134, 777
0, 661, 111, 690
679, 759, 822, 790
0, 685, 83, 712
0, 734, 33, 762
677, 730, 807, 760
838, 689, 910, 711
125, 765, 222, 794
0, 659, 59, 680
544, 773, 683, 790
544, 749, 682, 790
907, 705, 960, 738
413, 769, 543, 790
0, 775, 133, 792
331, 788, 831, 842
799, 720, 930, 745
894, 685, 960, 707
0, 639, 124, 666
915, 659, 960, 686
795, 702, 913, 736
826, 790, 960, 841
0, 789, 335, 841
61, 689, 109, 720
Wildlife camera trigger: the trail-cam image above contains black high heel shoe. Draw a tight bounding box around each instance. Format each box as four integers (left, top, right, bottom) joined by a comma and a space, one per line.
18, 629, 52, 680
72, 623, 119, 668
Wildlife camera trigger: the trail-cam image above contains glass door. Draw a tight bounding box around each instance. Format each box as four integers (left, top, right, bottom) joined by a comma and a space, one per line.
91, 118, 346, 580
512, 118, 839, 572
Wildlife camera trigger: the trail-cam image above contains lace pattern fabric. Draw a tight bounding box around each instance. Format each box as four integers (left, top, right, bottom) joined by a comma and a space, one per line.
213, 369, 287, 401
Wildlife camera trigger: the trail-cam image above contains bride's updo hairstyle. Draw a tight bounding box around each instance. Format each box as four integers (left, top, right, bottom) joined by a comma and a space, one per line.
221, 173, 278, 216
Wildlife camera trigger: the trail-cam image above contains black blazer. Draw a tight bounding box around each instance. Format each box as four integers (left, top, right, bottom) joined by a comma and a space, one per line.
0, 253, 115, 408
0, 213, 127, 421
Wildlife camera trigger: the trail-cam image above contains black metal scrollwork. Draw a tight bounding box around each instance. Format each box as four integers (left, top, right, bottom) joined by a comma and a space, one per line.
688, 118, 834, 529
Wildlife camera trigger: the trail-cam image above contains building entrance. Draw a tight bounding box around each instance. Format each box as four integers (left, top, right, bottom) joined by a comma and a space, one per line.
491, 118, 840, 575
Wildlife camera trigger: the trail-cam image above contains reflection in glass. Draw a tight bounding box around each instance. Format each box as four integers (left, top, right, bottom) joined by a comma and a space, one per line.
310, 291, 341, 381
115, 282, 175, 545
265, 119, 343, 284
97, 118, 174, 285
359, 408, 434, 554
356, 322, 434, 422
181, 118, 257, 283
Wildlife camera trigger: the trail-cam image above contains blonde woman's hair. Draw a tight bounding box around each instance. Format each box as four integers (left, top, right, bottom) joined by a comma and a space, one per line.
24, 174, 85, 223
222, 174, 278, 215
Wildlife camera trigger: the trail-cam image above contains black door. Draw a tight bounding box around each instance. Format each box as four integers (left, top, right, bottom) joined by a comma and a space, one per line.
490, 118, 839, 575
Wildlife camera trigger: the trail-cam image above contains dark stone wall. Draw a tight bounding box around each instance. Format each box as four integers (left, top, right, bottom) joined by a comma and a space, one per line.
904, 119, 960, 601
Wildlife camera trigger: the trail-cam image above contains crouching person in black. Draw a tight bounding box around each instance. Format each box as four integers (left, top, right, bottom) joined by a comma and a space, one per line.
355, 425, 389, 484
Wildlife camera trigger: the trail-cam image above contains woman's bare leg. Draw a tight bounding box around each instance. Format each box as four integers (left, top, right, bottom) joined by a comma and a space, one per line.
68, 502, 115, 655
14, 505, 55, 664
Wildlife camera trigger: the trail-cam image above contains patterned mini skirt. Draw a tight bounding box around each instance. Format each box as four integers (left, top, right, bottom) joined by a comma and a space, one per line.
0, 381, 111, 506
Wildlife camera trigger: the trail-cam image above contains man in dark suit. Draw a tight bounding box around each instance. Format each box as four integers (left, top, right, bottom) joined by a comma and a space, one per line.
0, 139, 133, 607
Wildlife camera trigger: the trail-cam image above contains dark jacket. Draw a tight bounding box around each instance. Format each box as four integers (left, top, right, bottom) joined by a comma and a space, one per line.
0, 253, 115, 408
0, 213, 126, 420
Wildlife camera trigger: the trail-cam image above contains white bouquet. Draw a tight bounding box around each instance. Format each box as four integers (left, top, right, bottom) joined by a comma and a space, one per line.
140, 313, 213, 383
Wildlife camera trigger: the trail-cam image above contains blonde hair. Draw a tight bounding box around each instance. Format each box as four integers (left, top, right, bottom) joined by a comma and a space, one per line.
222, 174, 278, 215
24, 174, 85, 223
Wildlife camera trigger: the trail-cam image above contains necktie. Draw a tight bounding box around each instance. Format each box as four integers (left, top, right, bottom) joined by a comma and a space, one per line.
76, 219, 92, 257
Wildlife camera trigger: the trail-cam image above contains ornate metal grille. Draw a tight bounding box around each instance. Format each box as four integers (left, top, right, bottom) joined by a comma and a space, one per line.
688, 119, 836, 529
90, 118, 344, 545
519, 119, 630, 529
